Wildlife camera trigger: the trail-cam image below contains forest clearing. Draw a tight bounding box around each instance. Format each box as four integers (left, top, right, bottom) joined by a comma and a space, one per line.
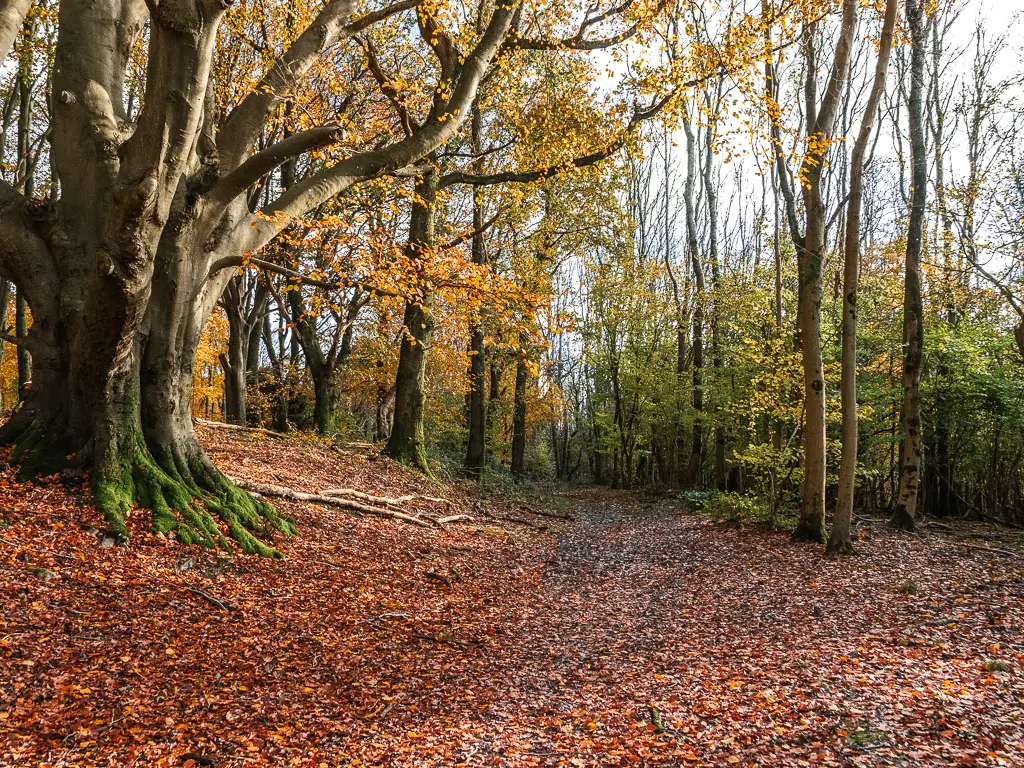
2, 0, 1024, 763
1, 426, 1022, 767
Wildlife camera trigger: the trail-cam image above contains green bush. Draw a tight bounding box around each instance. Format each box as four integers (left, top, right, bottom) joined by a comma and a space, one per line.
701, 492, 770, 523
677, 489, 720, 510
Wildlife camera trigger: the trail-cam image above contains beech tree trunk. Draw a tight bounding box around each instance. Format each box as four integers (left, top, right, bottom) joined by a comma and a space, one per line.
510, 352, 528, 476
220, 275, 268, 427
892, 0, 927, 531
0, 0, 514, 553
682, 112, 704, 487
463, 104, 488, 479
828, 0, 899, 555
385, 168, 437, 475
768, 3, 856, 543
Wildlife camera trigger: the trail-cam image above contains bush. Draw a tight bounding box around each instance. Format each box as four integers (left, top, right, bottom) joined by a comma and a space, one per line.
701, 492, 770, 524
677, 489, 720, 511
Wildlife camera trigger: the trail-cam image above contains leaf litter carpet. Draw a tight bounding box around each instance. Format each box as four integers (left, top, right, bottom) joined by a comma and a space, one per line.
1, 428, 1022, 766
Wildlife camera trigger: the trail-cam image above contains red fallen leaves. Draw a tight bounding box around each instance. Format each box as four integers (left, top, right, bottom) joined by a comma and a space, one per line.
0, 430, 1022, 767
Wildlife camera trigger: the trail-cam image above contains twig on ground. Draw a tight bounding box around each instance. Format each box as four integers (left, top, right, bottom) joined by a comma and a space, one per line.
186, 585, 236, 612
437, 514, 474, 525
961, 544, 1018, 558
0, 535, 78, 561
425, 570, 453, 588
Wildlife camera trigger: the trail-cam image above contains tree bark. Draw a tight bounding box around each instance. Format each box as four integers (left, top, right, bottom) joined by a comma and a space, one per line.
828, 0, 899, 555
682, 111, 704, 488
463, 104, 488, 479
783, 3, 857, 543
385, 167, 437, 476
510, 351, 528, 476
891, 0, 927, 532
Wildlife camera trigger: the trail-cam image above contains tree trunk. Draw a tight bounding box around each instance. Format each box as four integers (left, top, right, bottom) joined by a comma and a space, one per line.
385, 167, 436, 476
793, 180, 828, 543
220, 289, 248, 426
463, 105, 488, 479
510, 351, 527, 476
682, 110, 704, 487
15, 287, 28, 398
892, 0, 927, 531
828, 0, 899, 556
0, 0, 516, 554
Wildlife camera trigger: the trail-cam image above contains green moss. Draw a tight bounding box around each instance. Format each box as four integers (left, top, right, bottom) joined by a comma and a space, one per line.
91, 435, 291, 556
983, 659, 1011, 673
847, 727, 888, 748
791, 515, 827, 543
5, 413, 293, 557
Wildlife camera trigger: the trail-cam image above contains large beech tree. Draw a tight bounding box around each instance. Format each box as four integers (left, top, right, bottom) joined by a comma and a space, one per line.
0, 0, 517, 552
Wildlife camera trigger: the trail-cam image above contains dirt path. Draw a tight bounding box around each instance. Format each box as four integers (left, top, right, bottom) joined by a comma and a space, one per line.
451, 491, 1024, 767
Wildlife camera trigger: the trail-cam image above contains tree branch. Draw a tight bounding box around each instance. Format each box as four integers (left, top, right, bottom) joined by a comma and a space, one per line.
438, 89, 676, 188
217, 0, 420, 171
0, 0, 31, 64
236, 0, 519, 252
209, 255, 405, 300
209, 124, 345, 204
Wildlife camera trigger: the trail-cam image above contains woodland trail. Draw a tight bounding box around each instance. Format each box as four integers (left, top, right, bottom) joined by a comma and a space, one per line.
1, 432, 1023, 767
465, 492, 1024, 767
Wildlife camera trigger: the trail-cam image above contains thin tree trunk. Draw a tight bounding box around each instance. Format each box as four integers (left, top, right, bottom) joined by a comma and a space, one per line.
682, 111, 704, 487
828, 0, 899, 555
510, 351, 527, 476
892, 0, 927, 531
463, 102, 488, 478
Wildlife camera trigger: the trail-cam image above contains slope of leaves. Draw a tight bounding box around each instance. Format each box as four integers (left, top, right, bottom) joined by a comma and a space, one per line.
0, 432, 1021, 767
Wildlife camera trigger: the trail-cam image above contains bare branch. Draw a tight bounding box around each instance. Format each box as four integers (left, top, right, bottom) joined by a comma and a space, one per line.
218, 0, 420, 171
209, 124, 345, 204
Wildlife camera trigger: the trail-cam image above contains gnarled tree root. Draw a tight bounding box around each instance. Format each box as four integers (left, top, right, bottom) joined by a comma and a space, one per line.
2, 411, 295, 557
93, 440, 295, 557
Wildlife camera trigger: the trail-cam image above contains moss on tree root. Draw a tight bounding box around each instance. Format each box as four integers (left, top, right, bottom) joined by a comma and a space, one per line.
6, 415, 293, 557
93, 437, 295, 557
791, 516, 827, 544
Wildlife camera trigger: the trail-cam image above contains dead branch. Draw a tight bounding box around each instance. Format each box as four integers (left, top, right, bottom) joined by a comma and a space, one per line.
424, 569, 452, 587
194, 418, 286, 440
230, 477, 434, 528
186, 585, 236, 612
961, 544, 1019, 558
321, 487, 453, 511
520, 505, 577, 521
0, 535, 78, 561
437, 514, 474, 524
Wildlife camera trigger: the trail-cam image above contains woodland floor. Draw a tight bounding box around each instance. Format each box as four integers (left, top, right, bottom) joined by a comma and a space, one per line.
1, 428, 1023, 767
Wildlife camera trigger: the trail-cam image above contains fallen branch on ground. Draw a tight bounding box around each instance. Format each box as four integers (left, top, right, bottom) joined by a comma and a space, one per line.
186, 585, 236, 612
961, 544, 1018, 558
425, 569, 453, 588
520, 505, 577, 521
321, 488, 451, 508
230, 477, 434, 528
0, 535, 78, 561
437, 514, 473, 524
194, 418, 285, 440
478, 512, 550, 530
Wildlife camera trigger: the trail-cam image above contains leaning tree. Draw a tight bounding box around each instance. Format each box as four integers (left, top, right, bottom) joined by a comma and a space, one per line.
0, 0, 524, 553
